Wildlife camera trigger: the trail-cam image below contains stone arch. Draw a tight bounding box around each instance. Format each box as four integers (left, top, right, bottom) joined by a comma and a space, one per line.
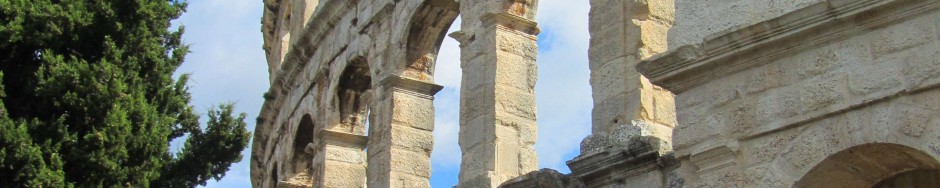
284, 114, 316, 186
337, 57, 372, 135
794, 143, 940, 187
401, 0, 459, 82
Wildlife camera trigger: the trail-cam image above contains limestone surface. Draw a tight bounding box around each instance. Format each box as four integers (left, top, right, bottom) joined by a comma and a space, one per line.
252, 0, 940, 187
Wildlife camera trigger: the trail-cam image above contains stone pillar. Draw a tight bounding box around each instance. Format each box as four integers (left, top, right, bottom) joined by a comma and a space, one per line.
568, 1, 679, 187
579, 0, 675, 156
452, 1, 541, 187
313, 130, 367, 188
366, 76, 442, 188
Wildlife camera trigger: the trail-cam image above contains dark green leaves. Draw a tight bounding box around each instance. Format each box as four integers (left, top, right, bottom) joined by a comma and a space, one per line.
0, 0, 250, 187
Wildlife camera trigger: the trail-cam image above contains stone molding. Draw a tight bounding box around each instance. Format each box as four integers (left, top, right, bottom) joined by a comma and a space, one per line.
379, 75, 444, 99
688, 145, 736, 175
566, 138, 677, 187
642, 0, 940, 144
638, 0, 940, 93
482, 12, 541, 37
498, 169, 585, 188
317, 129, 368, 148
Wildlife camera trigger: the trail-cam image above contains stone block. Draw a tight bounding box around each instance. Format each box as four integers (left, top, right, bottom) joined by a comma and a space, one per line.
755, 87, 800, 124
776, 126, 836, 176
589, 0, 626, 33
322, 161, 367, 188
870, 14, 936, 58
495, 90, 537, 119
495, 54, 537, 93
495, 125, 522, 174
389, 125, 434, 153
846, 64, 900, 96
623, 170, 664, 188
496, 31, 538, 58
743, 127, 800, 167
739, 63, 787, 96
591, 93, 628, 132
460, 85, 495, 123
460, 145, 497, 181
589, 57, 630, 102
324, 145, 366, 164
389, 174, 431, 188
389, 149, 432, 178
391, 93, 435, 131
891, 100, 932, 138
588, 26, 630, 64
798, 74, 846, 113
638, 20, 670, 58
645, 88, 677, 127
724, 100, 755, 136
672, 112, 722, 150
899, 43, 940, 89
459, 116, 491, 150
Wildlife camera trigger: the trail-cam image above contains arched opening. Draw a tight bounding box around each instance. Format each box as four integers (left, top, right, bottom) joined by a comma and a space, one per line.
286, 114, 316, 185
270, 162, 279, 188
874, 169, 940, 188
403, 0, 459, 81
337, 58, 372, 136
394, 0, 461, 186
795, 143, 940, 187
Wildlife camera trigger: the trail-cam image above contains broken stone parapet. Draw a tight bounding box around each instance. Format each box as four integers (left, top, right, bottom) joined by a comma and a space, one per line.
567, 135, 682, 188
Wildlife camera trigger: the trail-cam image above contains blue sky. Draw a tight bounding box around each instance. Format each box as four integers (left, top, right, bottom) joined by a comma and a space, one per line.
174, 1, 591, 187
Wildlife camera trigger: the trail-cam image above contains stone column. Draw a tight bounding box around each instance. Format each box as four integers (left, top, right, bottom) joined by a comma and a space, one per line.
568, 1, 679, 187
452, 1, 541, 187
579, 0, 675, 156
366, 76, 442, 188
313, 130, 368, 188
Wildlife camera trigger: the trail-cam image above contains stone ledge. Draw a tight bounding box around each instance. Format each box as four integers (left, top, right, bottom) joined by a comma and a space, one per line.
482, 12, 541, 37
566, 136, 678, 187
318, 130, 368, 148
380, 75, 444, 99
498, 169, 585, 188
637, 0, 940, 93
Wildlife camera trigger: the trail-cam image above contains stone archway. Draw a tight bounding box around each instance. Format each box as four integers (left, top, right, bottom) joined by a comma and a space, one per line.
794, 143, 940, 188
278, 114, 317, 187
254, 0, 543, 187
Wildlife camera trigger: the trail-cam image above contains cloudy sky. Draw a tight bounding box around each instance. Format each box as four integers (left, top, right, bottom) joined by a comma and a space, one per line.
174, 1, 591, 187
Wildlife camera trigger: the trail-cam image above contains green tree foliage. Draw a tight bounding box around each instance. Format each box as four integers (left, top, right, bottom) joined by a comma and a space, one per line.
0, 0, 251, 187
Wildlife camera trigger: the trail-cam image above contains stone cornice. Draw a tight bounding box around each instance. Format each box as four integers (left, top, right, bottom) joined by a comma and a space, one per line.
482, 12, 541, 37
318, 130, 368, 148
637, 0, 940, 93
380, 75, 444, 99
566, 142, 671, 186
261, 0, 282, 54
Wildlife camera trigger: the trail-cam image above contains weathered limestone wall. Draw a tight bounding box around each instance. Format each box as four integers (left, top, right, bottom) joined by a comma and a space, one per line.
559, 0, 681, 187
253, 0, 458, 187
640, 0, 940, 187
580, 0, 676, 156
255, 0, 940, 187
253, 0, 543, 187
667, 0, 822, 51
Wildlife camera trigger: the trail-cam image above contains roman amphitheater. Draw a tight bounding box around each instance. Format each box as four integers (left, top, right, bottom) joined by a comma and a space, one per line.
250, 0, 940, 187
